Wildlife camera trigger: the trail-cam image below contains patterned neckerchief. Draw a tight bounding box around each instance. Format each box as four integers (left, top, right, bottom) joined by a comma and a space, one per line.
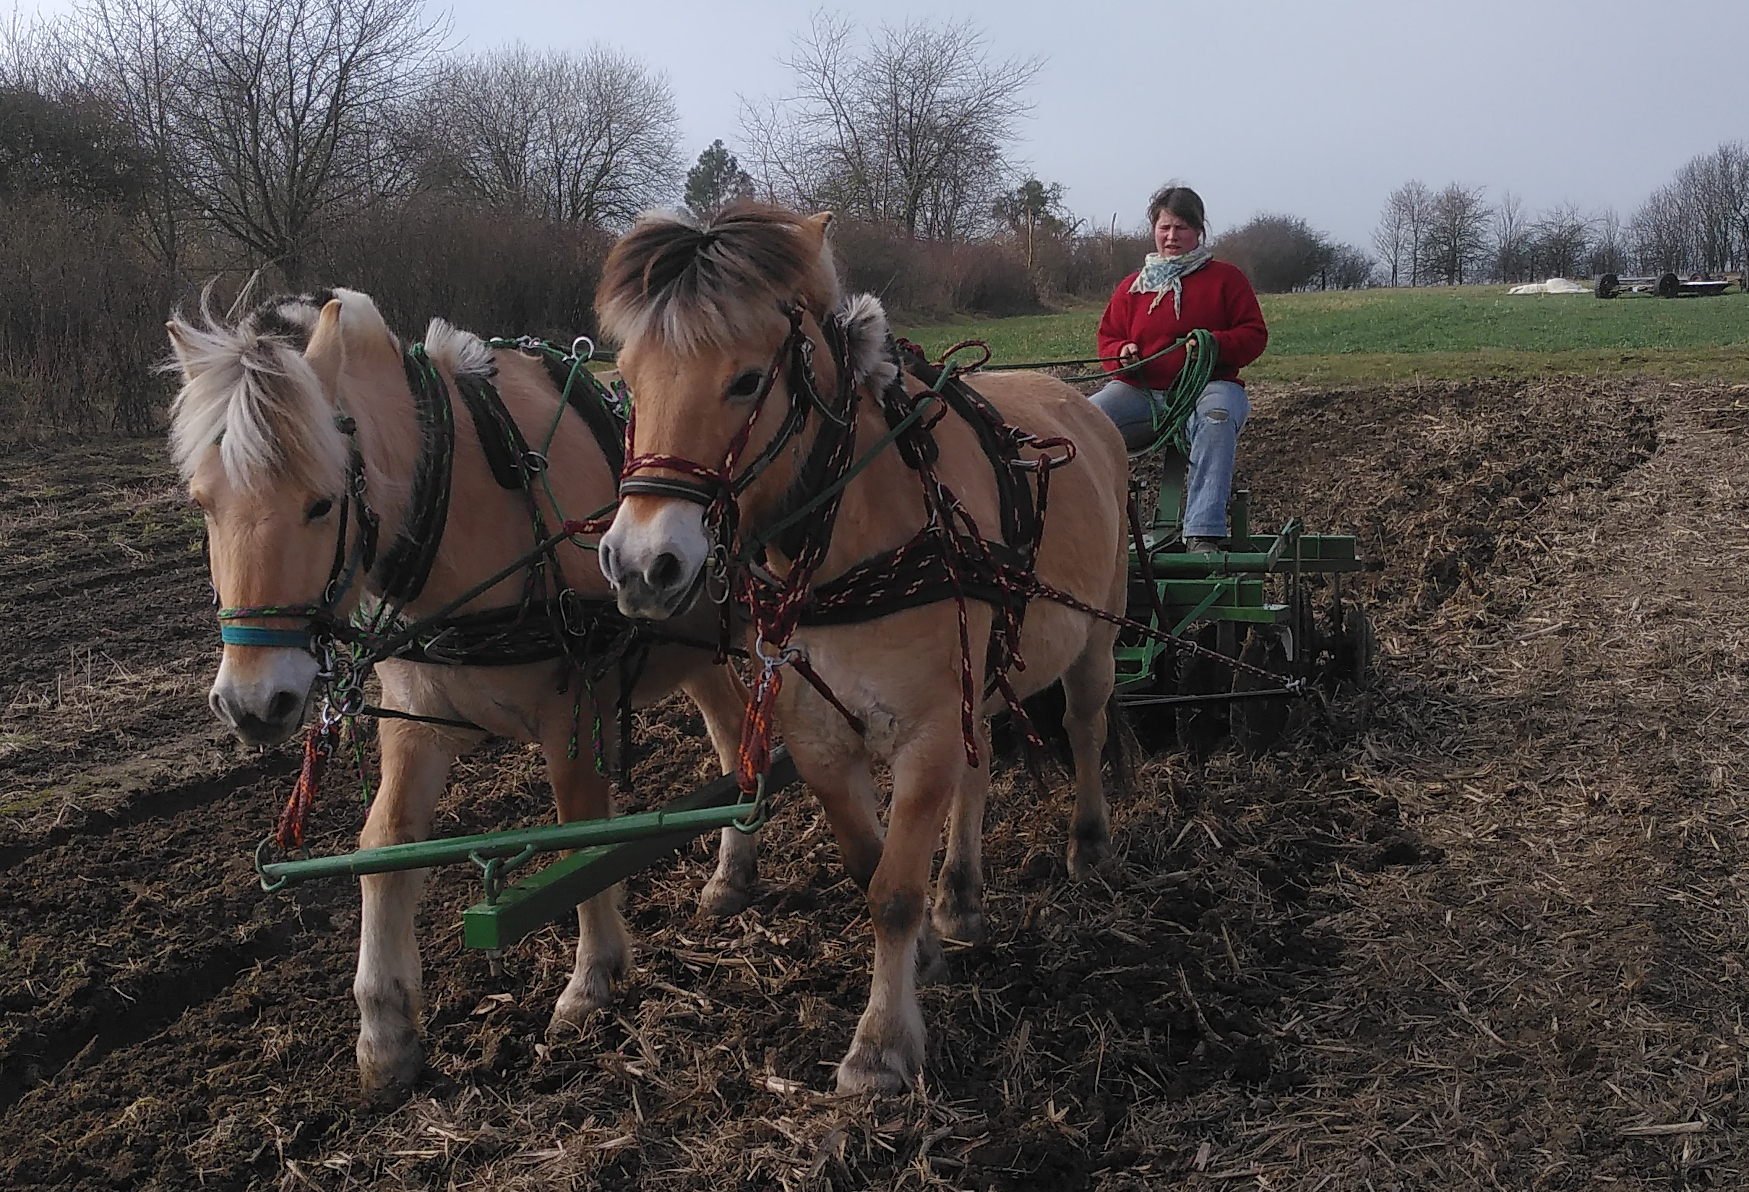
1129, 246, 1212, 316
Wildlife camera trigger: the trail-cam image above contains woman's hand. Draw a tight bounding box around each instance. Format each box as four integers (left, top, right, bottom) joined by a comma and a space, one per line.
1118, 342, 1140, 369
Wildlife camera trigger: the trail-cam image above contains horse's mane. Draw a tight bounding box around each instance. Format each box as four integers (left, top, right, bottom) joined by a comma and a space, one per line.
597, 202, 840, 353
422, 317, 495, 380
167, 289, 351, 495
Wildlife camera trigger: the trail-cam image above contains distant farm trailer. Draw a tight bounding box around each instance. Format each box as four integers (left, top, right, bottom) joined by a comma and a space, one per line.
1596, 272, 1737, 299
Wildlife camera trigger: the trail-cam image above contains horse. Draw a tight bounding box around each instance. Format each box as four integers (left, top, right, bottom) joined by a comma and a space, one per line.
166, 287, 752, 1100
595, 203, 1131, 1093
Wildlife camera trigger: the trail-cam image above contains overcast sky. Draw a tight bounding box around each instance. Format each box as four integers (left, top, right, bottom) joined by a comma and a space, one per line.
14, 0, 1747, 247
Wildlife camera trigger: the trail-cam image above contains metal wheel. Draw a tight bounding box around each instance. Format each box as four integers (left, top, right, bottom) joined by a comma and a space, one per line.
1232, 627, 1292, 755
1335, 602, 1376, 689
1175, 623, 1230, 758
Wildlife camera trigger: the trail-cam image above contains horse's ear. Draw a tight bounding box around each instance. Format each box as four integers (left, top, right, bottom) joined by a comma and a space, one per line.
837, 293, 897, 391
803, 211, 835, 246
303, 298, 344, 397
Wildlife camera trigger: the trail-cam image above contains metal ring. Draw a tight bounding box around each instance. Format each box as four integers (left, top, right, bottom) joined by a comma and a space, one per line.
571, 336, 596, 362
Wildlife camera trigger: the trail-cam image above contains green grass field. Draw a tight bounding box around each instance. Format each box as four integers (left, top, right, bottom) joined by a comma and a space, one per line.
898, 285, 1749, 383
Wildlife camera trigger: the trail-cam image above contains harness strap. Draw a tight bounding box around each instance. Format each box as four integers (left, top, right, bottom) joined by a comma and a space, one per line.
533, 351, 627, 475
375, 348, 456, 603
454, 372, 532, 490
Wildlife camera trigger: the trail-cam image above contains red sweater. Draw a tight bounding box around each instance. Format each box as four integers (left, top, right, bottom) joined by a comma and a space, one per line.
1096, 259, 1268, 390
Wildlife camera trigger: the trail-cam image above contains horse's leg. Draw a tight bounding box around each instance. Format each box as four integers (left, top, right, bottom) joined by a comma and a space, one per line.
932, 717, 990, 945
683, 665, 762, 917
548, 737, 631, 1031
836, 731, 963, 1094
354, 718, 466, 1100
1063, 634, 1120, 879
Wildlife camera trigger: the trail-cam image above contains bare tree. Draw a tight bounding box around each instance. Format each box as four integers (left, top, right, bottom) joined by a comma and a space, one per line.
1629, 183, 1688, 273
1529, 202, 1593, 278
1213, 214, 1331, 293
1371, 191, 1407, 287
1491, 190, 1528, 283
1421, 182, 1490, 285
1373, 180, 1433, 286
171, 0, 443, 286
69, 0, 193, 271
433, 44, 680, 229
742, 14, 1038, 241
1586, 207, 1626, 277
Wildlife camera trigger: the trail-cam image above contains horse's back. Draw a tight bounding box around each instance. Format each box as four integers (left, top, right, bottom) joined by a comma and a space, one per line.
926, 368, 1129, 602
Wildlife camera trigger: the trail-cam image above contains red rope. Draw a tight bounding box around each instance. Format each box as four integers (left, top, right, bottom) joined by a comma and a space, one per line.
276, 721, 333, 849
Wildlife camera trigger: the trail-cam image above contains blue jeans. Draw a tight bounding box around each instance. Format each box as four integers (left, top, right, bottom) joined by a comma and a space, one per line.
1089, 378, 1250, 539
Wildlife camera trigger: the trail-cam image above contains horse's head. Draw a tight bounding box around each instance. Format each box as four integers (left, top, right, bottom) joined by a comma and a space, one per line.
167, 289, 391, 744
596, 202, 896, 618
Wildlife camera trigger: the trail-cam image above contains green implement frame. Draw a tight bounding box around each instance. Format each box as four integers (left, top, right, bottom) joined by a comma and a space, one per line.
256, 749, 800, 951
1115, 449, 1365, 701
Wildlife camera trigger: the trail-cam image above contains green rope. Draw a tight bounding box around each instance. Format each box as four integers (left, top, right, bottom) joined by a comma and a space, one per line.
1141, 328, 1220, 455
485, 336, 625, 552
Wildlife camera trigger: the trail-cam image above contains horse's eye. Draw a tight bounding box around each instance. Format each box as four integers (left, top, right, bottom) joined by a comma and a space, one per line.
726, 369, 764, 400
306, 497, 335, 521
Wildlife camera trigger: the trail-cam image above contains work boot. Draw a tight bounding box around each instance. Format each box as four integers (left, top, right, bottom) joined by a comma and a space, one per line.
1184, 537, 1225, 553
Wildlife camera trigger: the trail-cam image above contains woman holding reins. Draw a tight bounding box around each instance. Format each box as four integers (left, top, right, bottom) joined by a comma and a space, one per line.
1089, 184, 1267, 552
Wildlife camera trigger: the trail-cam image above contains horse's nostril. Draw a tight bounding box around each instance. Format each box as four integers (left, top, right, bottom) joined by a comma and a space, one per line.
651, 551, 682, 590
209, 689, 231, 724
598, 543, 616, 583
267, 690, 301, 721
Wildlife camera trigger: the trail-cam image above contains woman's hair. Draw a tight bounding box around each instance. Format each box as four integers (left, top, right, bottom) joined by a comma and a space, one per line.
1147, 184, 1205, 233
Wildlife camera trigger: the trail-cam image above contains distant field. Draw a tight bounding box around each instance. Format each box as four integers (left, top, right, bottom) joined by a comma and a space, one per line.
897, 285, 1749, 383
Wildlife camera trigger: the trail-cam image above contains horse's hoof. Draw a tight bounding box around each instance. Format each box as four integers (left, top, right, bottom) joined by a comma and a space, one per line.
931, 904, 988, 948
550, 964, 620, 1031
835, 1044, 918, 1095
1067, 826, 1110, 881
915, 927, 950, 986
357, 1035, 422, 1106
699, 873, 755, 918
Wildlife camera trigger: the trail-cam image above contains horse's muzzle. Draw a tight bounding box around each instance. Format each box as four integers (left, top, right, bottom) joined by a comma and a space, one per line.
209, 649, 319, 745
600, 500, 711, 621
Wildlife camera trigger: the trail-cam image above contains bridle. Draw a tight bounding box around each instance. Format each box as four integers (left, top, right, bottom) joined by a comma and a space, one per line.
213, 413, 379, 656
616, 304, 850, 526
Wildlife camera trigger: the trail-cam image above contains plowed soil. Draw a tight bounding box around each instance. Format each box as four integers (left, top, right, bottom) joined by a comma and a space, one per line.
2, 376, 1745, 1191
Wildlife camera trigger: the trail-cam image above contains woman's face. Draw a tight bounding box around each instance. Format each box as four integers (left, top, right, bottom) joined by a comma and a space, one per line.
1154, 209, 1201, 256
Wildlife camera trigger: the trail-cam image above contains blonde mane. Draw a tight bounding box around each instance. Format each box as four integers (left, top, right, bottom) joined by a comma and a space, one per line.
422, 317, 495, 379
597, 202, 840, 354
167, 291, 349, 495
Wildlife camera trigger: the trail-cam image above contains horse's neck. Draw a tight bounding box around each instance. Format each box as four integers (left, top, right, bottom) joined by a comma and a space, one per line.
808, 395, 933, 582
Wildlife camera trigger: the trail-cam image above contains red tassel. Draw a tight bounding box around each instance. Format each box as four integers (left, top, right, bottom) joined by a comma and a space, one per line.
276, 723, 330, 849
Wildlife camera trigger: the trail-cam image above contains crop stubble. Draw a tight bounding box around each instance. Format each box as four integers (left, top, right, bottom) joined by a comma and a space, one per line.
0, 376, 1744, 1190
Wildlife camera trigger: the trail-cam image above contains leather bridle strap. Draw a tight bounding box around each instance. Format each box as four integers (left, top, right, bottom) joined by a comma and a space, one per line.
616, 305, 810, 507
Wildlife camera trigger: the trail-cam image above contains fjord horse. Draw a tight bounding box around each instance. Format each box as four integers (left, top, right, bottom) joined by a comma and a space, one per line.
596, 204, 1130, 1092
167, 289, 748, 1099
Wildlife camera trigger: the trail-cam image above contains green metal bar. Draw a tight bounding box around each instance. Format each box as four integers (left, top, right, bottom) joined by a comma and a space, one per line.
259, 752, 799, 888
461, 750, 801, 950
1139, 547, 1361, 577
1172, 578, 1237, 637
259, 805, 750, 885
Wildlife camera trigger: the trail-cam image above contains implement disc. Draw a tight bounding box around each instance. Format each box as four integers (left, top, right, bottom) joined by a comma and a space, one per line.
1175, 624, 1231, 758
1232, 627, 1292, 755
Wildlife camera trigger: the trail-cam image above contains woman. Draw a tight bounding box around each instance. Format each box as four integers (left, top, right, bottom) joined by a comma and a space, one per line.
1091, 185, 1267, 552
